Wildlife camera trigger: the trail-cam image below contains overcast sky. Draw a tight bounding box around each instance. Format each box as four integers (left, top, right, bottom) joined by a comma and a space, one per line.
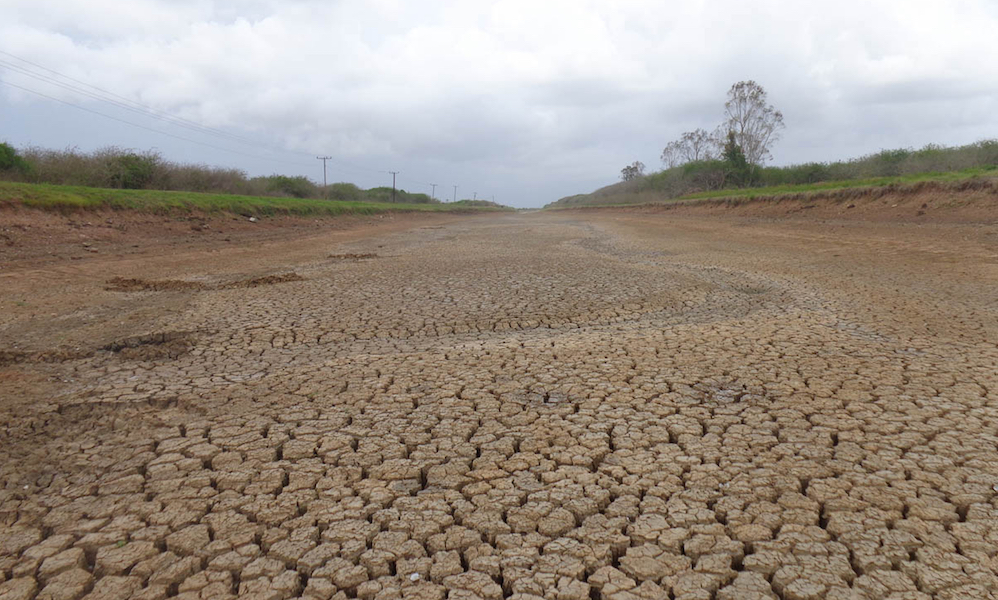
2, 0, 997, 207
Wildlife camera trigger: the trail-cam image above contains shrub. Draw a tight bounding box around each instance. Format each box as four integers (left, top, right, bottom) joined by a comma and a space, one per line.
326, 182, 362, 201
770, 162, 831, 185
0, 142, 31, 176
259, 175, 318, 198
104, 150, 160, 189
722, 131, 754, 187
162, 165, 249, 194
974, 139, 998, 166
682, 160, 728, 191
402, 192, 435, 204
363, 186, 396, 203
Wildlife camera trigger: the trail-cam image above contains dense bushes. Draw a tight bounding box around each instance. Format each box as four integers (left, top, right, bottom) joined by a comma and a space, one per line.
257, 174, 318, 199
756, 140, 998, 186
327, 182, 362, 201
6, 145, 259, 193
106, 150, 159, 189
552, 139, 998, 207
0, 142, 32, 175
0, 144, 442, 203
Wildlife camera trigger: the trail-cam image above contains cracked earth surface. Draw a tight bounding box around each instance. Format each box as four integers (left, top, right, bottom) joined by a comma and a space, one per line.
2, 211, 998, 600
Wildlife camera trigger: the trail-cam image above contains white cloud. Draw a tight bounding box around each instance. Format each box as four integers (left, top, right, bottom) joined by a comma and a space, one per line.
1, 0, 997, 206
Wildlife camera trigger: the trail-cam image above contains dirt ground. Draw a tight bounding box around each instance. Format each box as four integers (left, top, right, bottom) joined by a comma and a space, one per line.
1, 202, 997, 600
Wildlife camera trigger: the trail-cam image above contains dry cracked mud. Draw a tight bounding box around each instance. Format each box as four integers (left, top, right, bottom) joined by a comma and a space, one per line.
2, 210, 997, 600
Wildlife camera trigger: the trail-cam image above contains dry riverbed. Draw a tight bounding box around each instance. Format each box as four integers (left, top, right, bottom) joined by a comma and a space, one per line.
1, 208, 997, 600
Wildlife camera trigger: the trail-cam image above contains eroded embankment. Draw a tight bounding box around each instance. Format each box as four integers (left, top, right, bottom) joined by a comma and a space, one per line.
0, 207, 488, 267
555, 178, 998, 224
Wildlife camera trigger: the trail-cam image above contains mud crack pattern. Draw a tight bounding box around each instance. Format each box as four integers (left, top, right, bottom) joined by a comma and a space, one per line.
2, 214, 997, 600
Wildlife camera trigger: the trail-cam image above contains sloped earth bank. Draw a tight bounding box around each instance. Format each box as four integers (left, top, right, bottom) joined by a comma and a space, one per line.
1, 208, 997, 600
560, 179, 998, 224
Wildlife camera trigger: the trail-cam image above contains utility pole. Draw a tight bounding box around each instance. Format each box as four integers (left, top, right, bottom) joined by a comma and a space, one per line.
452, 185, 457, 203
389, 171, 399, 203
473, 191, 477, 201
430, 183, 437, 200
316, 156, 331, 188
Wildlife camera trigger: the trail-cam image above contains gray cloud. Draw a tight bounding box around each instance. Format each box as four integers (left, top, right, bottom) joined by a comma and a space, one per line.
2, 0, 997, 207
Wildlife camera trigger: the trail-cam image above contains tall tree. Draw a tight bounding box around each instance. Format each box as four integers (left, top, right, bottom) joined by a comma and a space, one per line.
724, 80, 784, 166
722, 130, 752, 187
620, 161, 645, 181
660, 140, 682, 168
679, 128, 721, 162
662, 128, 723, 168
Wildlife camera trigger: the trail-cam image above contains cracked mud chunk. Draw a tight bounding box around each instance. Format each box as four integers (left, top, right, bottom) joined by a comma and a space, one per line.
3, 213, 997, 600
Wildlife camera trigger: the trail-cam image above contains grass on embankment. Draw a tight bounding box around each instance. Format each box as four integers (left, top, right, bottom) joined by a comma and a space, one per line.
548, 167, 997, 210
679, 167, 997, 202
0, 181, 511, 216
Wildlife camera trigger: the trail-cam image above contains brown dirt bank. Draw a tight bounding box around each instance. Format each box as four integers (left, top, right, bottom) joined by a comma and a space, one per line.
0, 207, 484, 268
555, 179, 998, 224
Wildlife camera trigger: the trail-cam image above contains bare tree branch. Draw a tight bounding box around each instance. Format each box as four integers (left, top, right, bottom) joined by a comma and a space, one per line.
723, 80, 784, 166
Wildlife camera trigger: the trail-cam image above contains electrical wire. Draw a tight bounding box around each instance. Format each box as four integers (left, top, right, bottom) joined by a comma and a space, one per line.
0, 49, 451, 185
0, 50, 379, 174
0, 61, 262, 147
0, 51, 268, 148
0, 79, 319, 168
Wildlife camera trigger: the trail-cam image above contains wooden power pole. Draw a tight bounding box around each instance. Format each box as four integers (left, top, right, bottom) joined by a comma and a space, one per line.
316, 156, 331, 187
388, 171, 399, 203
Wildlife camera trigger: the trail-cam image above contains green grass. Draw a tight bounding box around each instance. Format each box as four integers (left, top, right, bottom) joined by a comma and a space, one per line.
0, 181, 511, 216
678, 167, 997, 201
547, 166, 997, 210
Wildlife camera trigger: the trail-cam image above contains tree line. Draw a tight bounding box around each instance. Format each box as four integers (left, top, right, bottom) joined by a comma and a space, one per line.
622, 80, 784, 188
0, 144, 438, 203
610, 81, 998, 202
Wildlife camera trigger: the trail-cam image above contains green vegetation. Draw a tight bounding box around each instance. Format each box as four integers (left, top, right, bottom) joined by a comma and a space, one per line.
680, 167, 997, 201
549, 139, 998, 208
596, 81, 997, 210
450, 199, 507, 208
0, 144, 446, 204
0, 142, 32, 176
361, 187, 436, 204
261, 174, 318, 199
0, 181, 511, 216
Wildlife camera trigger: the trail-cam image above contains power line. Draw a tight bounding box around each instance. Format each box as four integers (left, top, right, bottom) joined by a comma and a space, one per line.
0, 55, 264, 148
0, 50, 382, 175
0, 61, 273, 152
0, 79, 317, 168
0, 50, 452, 186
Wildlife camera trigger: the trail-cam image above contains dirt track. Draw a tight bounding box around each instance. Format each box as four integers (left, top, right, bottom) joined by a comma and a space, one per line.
2, 208, 997, 600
